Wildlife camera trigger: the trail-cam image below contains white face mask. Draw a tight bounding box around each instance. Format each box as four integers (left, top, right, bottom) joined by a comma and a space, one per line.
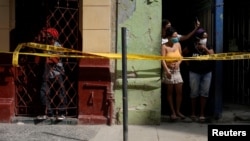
199, 38, 207, 45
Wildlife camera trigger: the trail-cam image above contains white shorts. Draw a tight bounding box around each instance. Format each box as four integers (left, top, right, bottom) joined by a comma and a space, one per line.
162, 68, 183, 84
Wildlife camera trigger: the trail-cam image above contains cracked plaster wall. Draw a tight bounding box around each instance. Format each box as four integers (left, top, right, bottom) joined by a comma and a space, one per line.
115, 0, 162, 125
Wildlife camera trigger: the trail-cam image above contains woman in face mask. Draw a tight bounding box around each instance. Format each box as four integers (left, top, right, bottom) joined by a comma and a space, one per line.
182, 28, 214, 123
161, 19, 200, 45
194, 29, 211, 54
161, 27, 185, 121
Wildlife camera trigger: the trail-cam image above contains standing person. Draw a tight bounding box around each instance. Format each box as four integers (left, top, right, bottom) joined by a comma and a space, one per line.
161, 19, 200, 118
161, 19, 200, 45
183, 28, 214, 122
161, 27, 185, 120
36, 27, 67, 120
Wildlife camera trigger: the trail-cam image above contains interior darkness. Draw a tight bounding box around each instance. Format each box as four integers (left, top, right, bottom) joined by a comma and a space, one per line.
161, 0, 208, 117
10, 0, 52, 51
162, 0, 250, 117
162, 0, 198, 38
11, 0, 79, 116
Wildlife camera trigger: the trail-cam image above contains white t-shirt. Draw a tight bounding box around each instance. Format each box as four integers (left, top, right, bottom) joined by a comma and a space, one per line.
161, 34, 182, 44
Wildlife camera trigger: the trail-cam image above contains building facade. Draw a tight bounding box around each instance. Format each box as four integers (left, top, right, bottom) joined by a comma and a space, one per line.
1, 0, 250, 125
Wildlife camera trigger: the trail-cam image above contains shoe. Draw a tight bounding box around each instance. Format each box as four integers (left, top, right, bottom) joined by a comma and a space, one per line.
177, 113, 186, 120
36, 115, 47, 120
199, 116, 206, 123
190, 115, 197, 122
170, 114, 178, 121
57, 115, 66, 120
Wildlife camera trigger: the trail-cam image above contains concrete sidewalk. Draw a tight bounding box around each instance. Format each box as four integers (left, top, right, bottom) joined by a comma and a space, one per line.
91, 103, 250, 141
90, 122, 208, 141
1, 103, 250, 141
1, 117, 250, 141
0, 121, 208, 141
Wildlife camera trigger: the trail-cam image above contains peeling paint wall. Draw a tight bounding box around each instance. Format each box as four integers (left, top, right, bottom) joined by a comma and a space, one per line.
115, 0, 162, 125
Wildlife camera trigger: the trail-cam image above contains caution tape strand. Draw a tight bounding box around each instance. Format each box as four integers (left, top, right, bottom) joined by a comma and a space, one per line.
1, 42, 250, 67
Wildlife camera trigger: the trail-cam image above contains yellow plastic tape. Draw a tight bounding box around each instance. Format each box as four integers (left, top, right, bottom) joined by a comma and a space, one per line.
3, 42, 250, 67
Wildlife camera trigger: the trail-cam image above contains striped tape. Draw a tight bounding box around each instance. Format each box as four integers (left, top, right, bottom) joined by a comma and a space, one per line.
1, 42, 250, 67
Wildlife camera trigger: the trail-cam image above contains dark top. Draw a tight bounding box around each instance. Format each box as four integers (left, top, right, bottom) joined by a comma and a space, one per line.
186, 43, 215, 74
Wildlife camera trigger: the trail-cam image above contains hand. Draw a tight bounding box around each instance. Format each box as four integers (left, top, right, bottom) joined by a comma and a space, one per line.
170, 62, 179, 70
197, 44, 206, 53
166, 71, 172, 79
197, 44, 205, 50
195, 20, 200, 28
164, 67, 172, 79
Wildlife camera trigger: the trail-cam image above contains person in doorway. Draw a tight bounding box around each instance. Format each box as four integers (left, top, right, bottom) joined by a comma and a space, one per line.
161, 27, 185, 120
36, 27, 67, 120
161, 19, 200, 119
183, 28, 214, 122
161, 19, 200, 44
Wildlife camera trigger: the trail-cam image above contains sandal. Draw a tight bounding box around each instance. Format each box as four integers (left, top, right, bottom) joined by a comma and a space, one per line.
177, 113, 186, 119
199, 116, 206, 123
170, 114, 178, 121
190, 115, 197, 121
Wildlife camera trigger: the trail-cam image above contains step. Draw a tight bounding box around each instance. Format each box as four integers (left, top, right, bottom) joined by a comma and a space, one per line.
11, 116, 78, 125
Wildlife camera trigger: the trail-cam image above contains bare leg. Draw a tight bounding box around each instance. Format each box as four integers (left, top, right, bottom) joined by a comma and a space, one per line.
175, 83, 185, 118
167, 84, 176, 119
191, 98, 196, 117
200, 96, 207, 117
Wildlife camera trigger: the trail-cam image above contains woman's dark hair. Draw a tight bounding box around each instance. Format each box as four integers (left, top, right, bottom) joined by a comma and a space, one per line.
192, 27, 206, 42
165, 26, 176, 37
162, 19, 170, 29
195, 28, 206, 39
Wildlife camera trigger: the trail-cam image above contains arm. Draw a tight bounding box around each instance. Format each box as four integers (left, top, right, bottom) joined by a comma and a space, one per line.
179, 21, 200, 41
161, 45, 169, 72
161, 45, 171, 78
198, 44, 214, 55
46, 42, 62, 64
46, 51, 60, 64
47, 56, 59, 64
175, 43, 183, 68
182, 46, 190, 56
203, 47, 214, 54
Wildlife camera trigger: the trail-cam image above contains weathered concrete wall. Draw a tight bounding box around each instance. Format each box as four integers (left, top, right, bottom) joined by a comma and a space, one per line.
115, 0, 162, 125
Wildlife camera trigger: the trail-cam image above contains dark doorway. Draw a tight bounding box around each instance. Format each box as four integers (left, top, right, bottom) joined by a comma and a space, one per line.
10, 0, 47, 51
223, 1, 250, 105
12, 0, 80, 118
162, 1, 198, 36
161, 0, 213, 117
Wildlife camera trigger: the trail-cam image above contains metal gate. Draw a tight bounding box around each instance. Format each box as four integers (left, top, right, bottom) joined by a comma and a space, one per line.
224, 1, 250, 105
224, 60, 250, 105
14, 0, 80, 117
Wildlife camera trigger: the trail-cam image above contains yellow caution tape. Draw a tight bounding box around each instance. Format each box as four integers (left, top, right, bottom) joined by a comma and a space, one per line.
12, 43, 25, 67
1, 42, 250, 67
